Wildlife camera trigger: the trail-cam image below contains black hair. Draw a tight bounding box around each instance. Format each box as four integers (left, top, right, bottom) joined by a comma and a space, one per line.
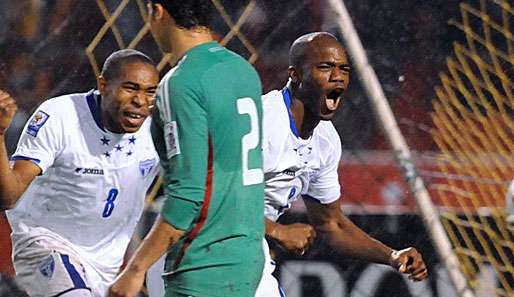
150, 0, 212, 29
289, 32, 338, 68
101, 49, 154, 81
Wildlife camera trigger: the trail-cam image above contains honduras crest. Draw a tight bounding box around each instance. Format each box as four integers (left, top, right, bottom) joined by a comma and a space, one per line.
139, 158, 156, 178
39, 255, 55, 279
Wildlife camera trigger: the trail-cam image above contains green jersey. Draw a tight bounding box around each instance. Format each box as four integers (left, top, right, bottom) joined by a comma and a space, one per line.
152, 41, 264, 297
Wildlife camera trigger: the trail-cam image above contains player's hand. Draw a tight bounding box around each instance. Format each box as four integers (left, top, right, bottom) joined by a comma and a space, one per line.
275, 223, 316, 255
0, 90, 17, 135
107, 268, 145, 297
389, 247, 428, 281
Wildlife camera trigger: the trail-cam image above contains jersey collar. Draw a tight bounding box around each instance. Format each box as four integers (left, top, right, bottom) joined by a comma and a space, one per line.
281, 87, 300, 138
86, 89, 105, 131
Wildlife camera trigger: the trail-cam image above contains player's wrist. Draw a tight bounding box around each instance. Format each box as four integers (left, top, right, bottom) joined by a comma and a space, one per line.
265, 219, 283, 241
125, 261, 148, 276
388, 249, 400, 267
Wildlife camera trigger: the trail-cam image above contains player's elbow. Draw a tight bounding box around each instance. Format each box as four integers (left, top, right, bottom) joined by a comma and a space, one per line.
0, 192, 19, 211
0, 202, 15, 211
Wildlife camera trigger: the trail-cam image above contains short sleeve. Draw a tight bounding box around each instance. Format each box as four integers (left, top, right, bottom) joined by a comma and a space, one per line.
305, 127, 342, 204
11, 102, 63, 173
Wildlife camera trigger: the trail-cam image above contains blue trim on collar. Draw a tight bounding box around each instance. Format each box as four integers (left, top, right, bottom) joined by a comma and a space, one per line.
281, 87, 299, 138
86, 90, 104, 131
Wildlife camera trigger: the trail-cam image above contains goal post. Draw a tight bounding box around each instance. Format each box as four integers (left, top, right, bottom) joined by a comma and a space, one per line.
326, 1, 476, 296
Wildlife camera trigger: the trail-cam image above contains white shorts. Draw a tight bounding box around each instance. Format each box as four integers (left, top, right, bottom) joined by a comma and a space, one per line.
12, 238, 106, 297
255, 240, 285, 297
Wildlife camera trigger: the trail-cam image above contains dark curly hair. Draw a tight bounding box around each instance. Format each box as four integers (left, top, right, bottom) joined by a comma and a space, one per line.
150, 0, 213, 29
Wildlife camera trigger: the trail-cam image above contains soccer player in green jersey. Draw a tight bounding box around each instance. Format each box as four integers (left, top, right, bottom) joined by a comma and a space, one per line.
108, 1, 265, 297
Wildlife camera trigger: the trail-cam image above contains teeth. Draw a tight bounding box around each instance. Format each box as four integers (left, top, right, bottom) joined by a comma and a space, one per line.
127, 113, 142, 119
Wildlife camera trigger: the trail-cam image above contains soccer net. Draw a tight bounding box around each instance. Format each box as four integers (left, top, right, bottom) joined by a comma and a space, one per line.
431, 0, 514, 296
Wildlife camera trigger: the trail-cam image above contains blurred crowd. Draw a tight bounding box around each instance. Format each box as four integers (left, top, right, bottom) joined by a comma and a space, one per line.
0, 0, 102, 154
0, 0, 464, 155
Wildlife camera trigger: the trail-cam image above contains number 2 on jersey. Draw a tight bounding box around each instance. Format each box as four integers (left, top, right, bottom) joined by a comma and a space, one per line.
102, 188, 118, 218
237, 97, 263, 186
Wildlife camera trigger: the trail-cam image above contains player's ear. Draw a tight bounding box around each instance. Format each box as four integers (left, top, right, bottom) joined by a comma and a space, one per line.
288, 66, 301, 84
152, 3, 165, 20
97, 75, 107, 95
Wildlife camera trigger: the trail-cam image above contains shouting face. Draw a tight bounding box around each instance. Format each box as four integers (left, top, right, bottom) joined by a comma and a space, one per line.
292, 35, 350, 120
98, 61, 159, 133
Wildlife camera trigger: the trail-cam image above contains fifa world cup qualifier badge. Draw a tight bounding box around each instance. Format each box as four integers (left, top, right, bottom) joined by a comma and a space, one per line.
165, 121, 180, 159
27, 110, 50, 137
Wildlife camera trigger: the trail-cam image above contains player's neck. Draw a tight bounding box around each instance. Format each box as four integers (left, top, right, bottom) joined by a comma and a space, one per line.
169, 27, 214, 60
289, 98, 319, 139
288, 84, 319, 139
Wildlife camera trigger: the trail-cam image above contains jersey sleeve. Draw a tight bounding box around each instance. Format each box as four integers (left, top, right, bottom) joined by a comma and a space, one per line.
158, 78, 208, 231
305, 127, 342, 204
11, 101, 63, 173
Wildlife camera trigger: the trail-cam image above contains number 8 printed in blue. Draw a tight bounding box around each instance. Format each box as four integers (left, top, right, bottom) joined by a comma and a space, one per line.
102, 188, 118, 218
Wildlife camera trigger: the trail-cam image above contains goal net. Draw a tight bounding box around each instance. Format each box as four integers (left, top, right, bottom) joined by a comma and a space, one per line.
431, 0, 514, 296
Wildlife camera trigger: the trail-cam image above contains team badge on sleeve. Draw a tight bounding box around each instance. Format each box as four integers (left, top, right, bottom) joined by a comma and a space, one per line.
165, 121, 180, 159
27, 110, 50, 137
139, 158, 156, 178
39, 255, 55, 279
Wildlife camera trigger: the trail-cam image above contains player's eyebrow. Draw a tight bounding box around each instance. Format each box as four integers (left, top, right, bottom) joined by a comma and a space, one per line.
321, 61, 350, 68
121, 81, 141, 88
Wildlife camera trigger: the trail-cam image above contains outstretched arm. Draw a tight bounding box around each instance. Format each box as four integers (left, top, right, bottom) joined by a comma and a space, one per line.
0, 90, 40, 210
304, 196, 427, 281
108, 216, 184, 297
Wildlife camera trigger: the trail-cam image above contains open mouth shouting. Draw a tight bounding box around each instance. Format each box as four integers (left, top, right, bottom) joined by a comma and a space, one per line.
321, 87, 344, 118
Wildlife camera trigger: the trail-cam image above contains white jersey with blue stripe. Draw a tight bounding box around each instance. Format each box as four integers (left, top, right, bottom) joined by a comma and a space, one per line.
6, 90, 159, 286
262, 88, 342, 222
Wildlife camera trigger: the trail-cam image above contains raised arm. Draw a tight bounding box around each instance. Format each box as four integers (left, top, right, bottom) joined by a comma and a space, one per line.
0, 90, 40, 210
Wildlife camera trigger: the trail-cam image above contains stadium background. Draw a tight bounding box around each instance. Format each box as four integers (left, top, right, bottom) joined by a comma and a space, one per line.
0, 0, 512, 296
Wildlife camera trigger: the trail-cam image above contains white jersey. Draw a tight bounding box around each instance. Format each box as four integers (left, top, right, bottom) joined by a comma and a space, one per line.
262, 88, 341, 222
6, 90, 159, 286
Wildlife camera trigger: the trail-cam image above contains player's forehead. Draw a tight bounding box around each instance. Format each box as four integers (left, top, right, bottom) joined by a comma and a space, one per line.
115, 61, 158, 85
306, 37, 347, 64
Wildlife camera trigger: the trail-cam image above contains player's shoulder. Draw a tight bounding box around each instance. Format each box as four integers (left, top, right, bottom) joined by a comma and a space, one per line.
262, 90, 290, 124
262, 89, 285, 111
178, 42, 253, 77
36, 92, 86, 119
261, 89, 291, 143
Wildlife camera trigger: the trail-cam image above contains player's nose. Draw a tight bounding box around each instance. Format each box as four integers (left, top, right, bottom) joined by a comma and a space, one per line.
131, 93, 145, 107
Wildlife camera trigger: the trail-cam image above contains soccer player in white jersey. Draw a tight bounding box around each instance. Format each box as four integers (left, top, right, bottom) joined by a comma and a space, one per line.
255, 32, 428, 297
0, 49, 160, 297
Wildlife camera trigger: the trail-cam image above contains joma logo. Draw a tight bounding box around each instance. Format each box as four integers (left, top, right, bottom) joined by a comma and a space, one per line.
75, 168, 104, 175
282, 169, 296, 177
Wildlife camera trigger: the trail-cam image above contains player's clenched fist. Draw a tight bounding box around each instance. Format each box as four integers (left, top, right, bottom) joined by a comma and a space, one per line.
274, 223, 316, 255
389, 247, 428, 281
0, 90, 17, 135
